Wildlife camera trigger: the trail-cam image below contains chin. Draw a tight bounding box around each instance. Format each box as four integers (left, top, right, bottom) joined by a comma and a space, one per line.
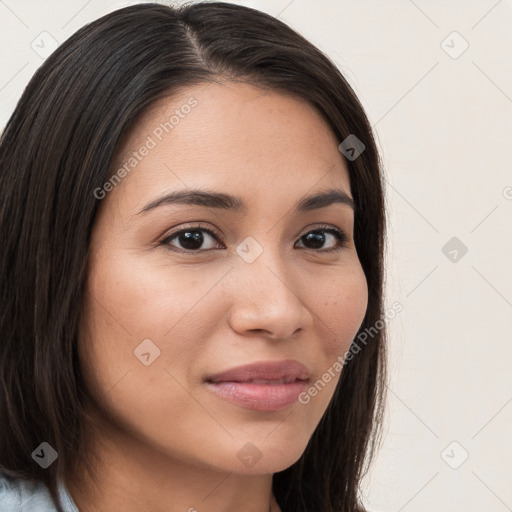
211, 435, 309, 475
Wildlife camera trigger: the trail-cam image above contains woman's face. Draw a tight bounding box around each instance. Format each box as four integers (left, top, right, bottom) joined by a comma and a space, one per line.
80, 81, 368, 474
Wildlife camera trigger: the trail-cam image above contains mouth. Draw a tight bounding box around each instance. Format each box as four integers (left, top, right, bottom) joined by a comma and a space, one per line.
204, 360, 310, 412
223, 377, 299, 384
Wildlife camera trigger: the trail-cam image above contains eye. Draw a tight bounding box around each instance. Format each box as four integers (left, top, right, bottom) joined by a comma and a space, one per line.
295, 224, 349, 253
160, 223, 223, 252
159, 223, 349, 253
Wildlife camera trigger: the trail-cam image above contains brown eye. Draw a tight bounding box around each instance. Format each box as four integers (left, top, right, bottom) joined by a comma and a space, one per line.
295, 226, 348, 252
160, 226, 223, 252
160, 224, 348, 254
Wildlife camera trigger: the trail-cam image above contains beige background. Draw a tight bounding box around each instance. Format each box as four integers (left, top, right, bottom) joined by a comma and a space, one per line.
1, 1, 511, 511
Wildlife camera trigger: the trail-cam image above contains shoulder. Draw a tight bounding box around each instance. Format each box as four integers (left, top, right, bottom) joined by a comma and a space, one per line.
0, 471, 78, 512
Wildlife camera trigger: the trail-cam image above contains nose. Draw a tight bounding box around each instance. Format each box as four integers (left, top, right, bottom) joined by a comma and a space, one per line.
227, 253, 313, 341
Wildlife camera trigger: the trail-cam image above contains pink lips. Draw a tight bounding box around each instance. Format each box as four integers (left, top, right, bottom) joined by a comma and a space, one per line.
204, 360, 310, 412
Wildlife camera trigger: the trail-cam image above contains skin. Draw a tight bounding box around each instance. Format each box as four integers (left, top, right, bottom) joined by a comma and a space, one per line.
67, 81, 369, 512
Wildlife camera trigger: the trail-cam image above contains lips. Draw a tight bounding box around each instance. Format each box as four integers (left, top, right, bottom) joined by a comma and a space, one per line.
205, 359, 310, 384
204, 360, 310, 412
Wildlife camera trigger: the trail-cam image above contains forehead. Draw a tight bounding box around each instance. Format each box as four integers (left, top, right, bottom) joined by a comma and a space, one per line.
107, 81, 351, 211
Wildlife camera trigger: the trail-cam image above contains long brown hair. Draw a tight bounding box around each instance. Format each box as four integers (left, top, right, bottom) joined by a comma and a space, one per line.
0, 3, 387, 511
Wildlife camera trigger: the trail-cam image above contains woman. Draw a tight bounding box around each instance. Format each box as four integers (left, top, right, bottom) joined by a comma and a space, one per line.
0, 2, 387, 511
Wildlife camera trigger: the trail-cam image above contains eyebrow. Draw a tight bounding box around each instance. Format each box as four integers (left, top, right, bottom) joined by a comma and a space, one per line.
137, 187, 355, 215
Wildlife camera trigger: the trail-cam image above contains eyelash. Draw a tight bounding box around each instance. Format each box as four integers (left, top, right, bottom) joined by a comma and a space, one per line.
159, 223, 349, 254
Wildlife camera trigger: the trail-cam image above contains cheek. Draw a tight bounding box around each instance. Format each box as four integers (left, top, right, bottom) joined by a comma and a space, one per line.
290, 262, 368, 420
314, 263, 369, 358
78, 254, 226, 450
78, 250, 235, 413
85, 251, 229, 351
